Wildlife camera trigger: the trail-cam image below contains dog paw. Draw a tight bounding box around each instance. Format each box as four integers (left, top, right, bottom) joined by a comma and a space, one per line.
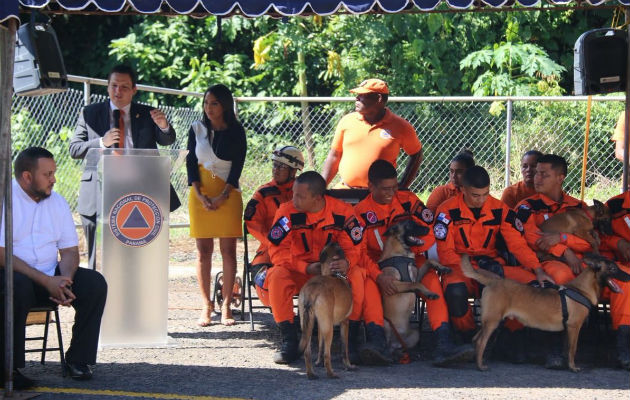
327, 373, 339, 379
345, 364, 357, 371
477, 364, 489, 372
569, 366, 581, 373
307, 373, 319, 380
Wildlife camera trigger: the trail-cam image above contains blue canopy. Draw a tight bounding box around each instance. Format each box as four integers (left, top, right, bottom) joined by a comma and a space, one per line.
1, 0, 627, 23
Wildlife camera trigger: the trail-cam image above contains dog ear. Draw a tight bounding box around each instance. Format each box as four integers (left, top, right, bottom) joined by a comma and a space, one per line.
592, 199, 605, 213
319, 247, 330, 263
582, 253, 603, 271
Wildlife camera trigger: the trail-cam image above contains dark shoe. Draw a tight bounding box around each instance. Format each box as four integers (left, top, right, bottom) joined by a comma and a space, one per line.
348, 320, 363, 365
499, 328, 527, 364
273, 320, 299, 364
616, 325, 630, 370
65, 363, 93, 380
433, 322, 474, 367
0, 369, 36, 390
359, 322, 391, 365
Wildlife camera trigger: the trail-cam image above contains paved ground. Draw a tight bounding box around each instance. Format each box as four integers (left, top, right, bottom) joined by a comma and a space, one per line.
9, 261, 629, 400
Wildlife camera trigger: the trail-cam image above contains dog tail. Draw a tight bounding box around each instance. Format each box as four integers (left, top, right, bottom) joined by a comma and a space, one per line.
460, 254, 497, 285
298, 299, 314, 354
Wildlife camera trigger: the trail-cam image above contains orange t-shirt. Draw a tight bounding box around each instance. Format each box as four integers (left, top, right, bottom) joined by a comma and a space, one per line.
501, 180, 536, 209
426, 182, 459, 213
331, 109, 421, 188
612, 111, 625, 142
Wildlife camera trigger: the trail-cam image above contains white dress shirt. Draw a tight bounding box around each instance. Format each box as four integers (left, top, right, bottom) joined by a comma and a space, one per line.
0, 179, 78, 276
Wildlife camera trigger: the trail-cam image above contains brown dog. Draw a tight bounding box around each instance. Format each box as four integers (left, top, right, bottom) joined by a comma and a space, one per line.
379, 220, 451, 351
298, 242, 354, 379
461, 253, 630, 372
539, 199, 612, 255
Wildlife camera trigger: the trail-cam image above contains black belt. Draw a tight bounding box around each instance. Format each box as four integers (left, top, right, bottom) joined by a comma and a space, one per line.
378, 256, 416, 282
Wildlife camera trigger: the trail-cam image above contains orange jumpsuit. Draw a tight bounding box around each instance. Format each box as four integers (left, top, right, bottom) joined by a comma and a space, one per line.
355, 190, 448, 331
244, 179, 293, 304
267, 195, 364, 324
593, 192, 630, 329
435, 193, 539, 332
515, 193, 593, 284
501, 180, 536, 209
426, 182, 459, 213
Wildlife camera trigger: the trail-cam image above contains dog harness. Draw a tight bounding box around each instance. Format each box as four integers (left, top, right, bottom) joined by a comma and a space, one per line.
558, 286, 593, 331
378, 256, 416, 282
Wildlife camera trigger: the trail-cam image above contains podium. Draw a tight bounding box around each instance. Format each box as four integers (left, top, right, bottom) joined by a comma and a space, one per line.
85, 148, 186, 347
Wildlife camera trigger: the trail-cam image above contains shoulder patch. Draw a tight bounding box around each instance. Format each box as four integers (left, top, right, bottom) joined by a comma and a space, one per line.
434, 222, 448, 240
515, 205, 532, 224
414, 204, 434, 224
505, 209, 524, 232
344, 217, 363, 245
268, 216, 291, 245
436, 212, 451, 225
244, 199, 259, 221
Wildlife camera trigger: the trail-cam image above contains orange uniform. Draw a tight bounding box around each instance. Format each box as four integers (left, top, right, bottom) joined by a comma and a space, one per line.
426, 182, 459, 213
515, 193, 593, 283
266, 195, 364, 323
244, 179, 294, 266
331, 109, 421, 188
593, 192, 630, 330
435, 193, 539, 332
244, 179, 293, 305
501, 180, 536, 210
355, 190, 449, 330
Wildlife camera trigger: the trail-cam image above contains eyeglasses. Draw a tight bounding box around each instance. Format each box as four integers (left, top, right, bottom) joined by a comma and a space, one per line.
272, 162, 290, 170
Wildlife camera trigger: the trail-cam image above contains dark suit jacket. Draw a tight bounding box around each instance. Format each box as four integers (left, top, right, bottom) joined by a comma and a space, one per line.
69, 101, 181, 216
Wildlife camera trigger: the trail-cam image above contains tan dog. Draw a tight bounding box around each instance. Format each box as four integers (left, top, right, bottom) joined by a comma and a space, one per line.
298, 242, 354, 379
379, 220, 451, 351
461, 253, 630, 372
539, 199, 612, 255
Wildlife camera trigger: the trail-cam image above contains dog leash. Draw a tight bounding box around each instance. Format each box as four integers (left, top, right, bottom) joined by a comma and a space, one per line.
383, 317, 411, 364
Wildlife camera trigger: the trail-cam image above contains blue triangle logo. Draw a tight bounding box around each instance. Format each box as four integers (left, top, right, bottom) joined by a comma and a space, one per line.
122, 206, 150, 228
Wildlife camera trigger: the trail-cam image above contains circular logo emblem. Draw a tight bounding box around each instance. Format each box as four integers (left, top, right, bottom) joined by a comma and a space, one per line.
433, 223, 447, 240
421, 208, 434, 223
514, 218, 524, 232
366, 211, 377, 224
109, 193, 163, 247
270, 226, 283, 240
350, 226, 363, 241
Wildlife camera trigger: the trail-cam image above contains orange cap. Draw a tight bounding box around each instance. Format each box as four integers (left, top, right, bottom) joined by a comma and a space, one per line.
349, 79, 389, 95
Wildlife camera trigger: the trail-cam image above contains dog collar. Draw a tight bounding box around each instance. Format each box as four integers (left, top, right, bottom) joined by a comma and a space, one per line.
378, 256, 416, 282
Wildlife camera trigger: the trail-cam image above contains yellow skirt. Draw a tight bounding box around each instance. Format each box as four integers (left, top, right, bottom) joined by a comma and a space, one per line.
189, 167, 243, 238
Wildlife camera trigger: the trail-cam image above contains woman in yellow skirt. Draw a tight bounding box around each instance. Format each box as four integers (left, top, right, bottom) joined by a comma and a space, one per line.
186, 84, 247, 326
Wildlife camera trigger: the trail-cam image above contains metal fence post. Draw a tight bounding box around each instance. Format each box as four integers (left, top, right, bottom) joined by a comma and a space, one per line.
84, 81, 91, 106
504, 99, 513, 188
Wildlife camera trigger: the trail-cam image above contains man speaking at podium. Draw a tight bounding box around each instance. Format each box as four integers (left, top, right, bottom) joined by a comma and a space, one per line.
69, 65, 180, 270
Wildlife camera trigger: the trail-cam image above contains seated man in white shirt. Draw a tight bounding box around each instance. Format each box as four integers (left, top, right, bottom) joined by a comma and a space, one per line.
0, 147, 108, 389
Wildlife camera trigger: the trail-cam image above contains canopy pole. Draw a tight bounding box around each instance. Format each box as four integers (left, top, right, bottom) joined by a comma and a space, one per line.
624, 8, 630, 193
0, 18, 16, 396
580, 95, 592, 202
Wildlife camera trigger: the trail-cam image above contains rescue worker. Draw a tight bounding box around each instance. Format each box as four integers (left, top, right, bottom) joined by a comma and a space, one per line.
435, 166, 548, 359
267, 171, 364, 364
244, 145, 304, 305
516, 154, 630, 369
501, 150, 542, 209
602, 192, 630, 370
426, 150, 475, 213
355, 160, 474, 366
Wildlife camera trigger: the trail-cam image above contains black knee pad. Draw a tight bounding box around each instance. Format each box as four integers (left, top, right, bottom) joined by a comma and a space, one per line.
444, 283, 469, 317
476, 256, 505, 278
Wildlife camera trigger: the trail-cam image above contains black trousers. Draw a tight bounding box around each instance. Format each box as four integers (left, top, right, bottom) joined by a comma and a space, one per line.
1, 267, 107, 368
80, 213, 97, 270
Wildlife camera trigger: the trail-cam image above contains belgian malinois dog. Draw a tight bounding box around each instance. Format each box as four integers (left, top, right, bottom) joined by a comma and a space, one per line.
461, 253, 630, 372
379, 220, 451, 351
298, 242, 354, 379
539, 199, 612, 255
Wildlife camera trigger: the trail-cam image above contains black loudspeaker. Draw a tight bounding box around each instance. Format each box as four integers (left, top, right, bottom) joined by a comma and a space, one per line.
13, 21, 67, 96
574, 28, 627, 95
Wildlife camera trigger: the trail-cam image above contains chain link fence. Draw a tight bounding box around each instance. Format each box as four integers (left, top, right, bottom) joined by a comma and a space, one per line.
10, 80, 626, 225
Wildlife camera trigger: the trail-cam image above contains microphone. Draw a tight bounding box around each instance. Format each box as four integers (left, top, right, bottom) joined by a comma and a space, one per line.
112, 109, 121, 148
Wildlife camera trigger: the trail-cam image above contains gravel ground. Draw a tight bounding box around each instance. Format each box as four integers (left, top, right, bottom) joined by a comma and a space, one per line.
10, 236, 630, 399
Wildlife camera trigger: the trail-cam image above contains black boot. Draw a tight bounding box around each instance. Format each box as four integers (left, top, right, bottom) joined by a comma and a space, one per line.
348, 320, 362, 365
273, 320, 299, 364
616, 325, 630, 370
544, 331, 565, 369
359, 322, 392, 365
433, 322, 474, 367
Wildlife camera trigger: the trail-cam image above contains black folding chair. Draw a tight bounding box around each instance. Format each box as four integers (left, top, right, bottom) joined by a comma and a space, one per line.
241, 223, 270, 330
25, 305, 65, 375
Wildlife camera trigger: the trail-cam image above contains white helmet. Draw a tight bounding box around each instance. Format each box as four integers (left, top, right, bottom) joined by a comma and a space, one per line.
272, 145, 305, 170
